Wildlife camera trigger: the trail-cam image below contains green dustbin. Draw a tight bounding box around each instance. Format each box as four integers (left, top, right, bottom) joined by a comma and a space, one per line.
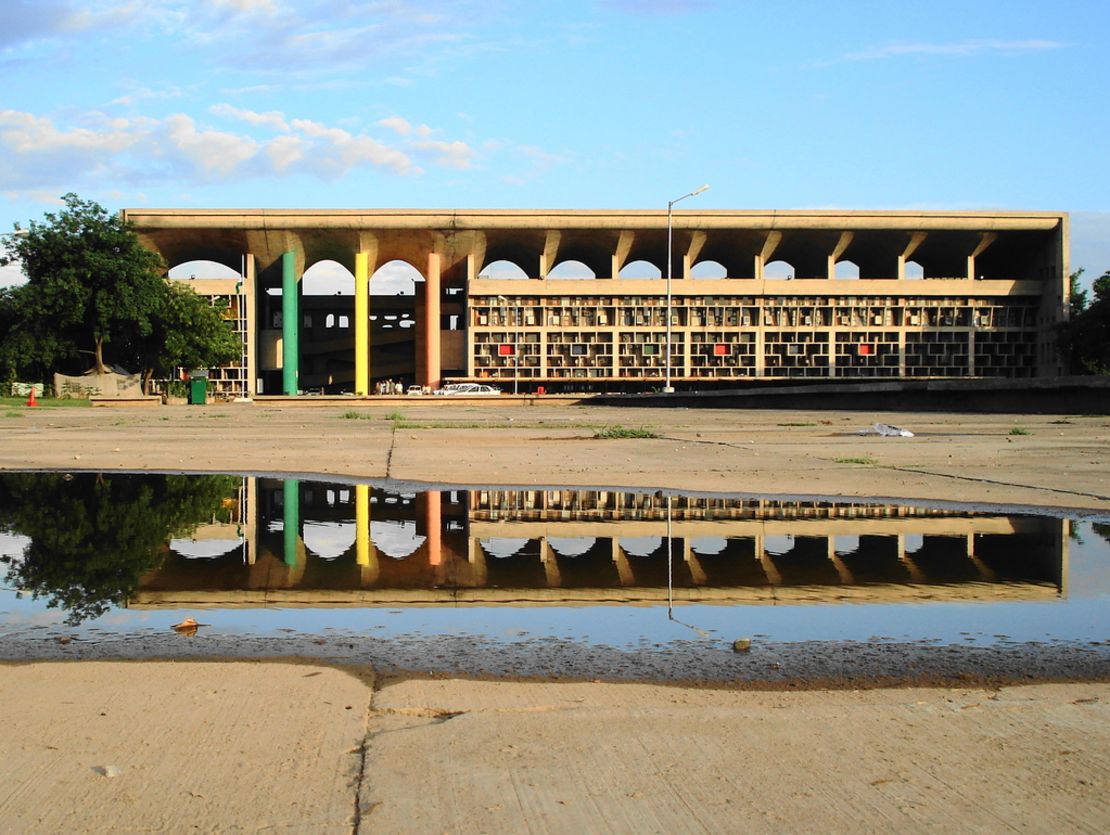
188, 373, 208, 405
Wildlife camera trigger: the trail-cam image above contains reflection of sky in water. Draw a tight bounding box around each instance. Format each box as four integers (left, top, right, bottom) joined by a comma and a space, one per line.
764, 534, 794, 555
0, 530, 30, 566
3, 522, 1107, 651
481, 538, 530, 559
690, 537, 727, 556
169, 539, 242, 559
547, 537, 595, 558
370, 520, 424, 559
621, 536, 663, 557
302, 520, 355, 560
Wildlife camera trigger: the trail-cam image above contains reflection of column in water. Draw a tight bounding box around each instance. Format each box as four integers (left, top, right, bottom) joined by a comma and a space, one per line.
283, 479, 300, 567
826, 537, 854, 584
896, 534, 927, 583
611, 538, 633, 586
966, 532, 997, 581
683, 538, 707, 585
355, 484, 379, 584
756, 533, 782, 585
425, 490, 441, 568
541, 537, 561, 586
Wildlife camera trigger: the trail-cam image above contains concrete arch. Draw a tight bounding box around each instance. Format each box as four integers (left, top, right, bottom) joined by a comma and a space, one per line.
479, 259, 529, 279
904, 260, 924, 279
302, 259, 354, 295
619, 259, 662, 279
548, 259, 596, 279
167, 259, 240, 279
372, 259, 424, 295
764, 260, 795, 279
834, 260, 861, 280
691, 260, 727, 279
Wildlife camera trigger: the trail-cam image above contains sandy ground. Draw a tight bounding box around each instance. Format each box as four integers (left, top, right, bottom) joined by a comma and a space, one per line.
1, 400, 1109, 831
0, 662, 1107, 833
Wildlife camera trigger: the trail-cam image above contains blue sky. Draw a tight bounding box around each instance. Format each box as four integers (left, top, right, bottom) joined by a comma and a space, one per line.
2, 0, 1108, 289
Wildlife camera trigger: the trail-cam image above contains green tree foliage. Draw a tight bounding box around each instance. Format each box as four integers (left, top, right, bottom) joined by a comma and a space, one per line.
0, 472, 240, 624
1, 194, 242, 387
1069, 268, 1089, 318
1, 194, 166, 375
1059, 269, 1110, 375
121, 282, 242, 392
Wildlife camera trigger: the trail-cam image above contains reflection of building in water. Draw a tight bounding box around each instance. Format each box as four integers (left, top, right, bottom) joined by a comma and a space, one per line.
135, 481, 1068, 608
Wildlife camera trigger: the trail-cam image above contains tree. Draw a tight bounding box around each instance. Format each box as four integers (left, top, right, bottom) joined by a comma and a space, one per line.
1, 194, 243, 389
1069, 268, 1089, 318
1, 193, 166, 375
120, 282, 243, 393
1058, 268, 1110, 375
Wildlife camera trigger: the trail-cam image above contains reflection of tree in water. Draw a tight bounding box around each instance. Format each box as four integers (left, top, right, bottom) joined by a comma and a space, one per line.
0, 473, 239, 624
1094, 523, 1110, 547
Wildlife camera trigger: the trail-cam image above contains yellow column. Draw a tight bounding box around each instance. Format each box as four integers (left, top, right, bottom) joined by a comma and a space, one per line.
424, 252, 442, 390
355, 252, 369, 395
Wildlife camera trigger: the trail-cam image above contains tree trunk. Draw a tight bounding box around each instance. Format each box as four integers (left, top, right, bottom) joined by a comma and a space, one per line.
94, 338, 107, 374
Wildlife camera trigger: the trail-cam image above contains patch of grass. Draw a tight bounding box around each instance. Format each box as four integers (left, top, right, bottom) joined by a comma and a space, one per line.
340, 410, 375, 420
4, 410, 24, 418
777, 422, 817, 427
0, 396, 90, 408
384, 410, 406, 422
593, 425, 660, 439
1008, 427, 1031, 436
834, 456, 877, 465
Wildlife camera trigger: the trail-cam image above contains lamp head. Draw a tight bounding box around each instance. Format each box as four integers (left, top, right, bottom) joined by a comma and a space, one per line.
692, 184, 710, 196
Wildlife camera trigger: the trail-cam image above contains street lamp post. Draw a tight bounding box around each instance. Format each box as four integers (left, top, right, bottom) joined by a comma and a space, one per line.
664, 184, 709, 394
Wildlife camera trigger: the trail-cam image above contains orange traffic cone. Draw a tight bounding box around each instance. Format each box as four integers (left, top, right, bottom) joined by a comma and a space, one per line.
26, 387, 37, 407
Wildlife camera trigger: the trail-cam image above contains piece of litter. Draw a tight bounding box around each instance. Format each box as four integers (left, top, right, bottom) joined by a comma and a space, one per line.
858, 423, 914, 438
732, 638, 752, 653
92, 765, 121, 778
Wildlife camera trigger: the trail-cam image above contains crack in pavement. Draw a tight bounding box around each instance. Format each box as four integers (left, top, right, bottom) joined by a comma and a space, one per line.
882, 465, 1110, 502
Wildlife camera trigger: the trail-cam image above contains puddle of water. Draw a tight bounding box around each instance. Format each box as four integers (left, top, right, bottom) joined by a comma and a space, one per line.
1, 472, 1108, 682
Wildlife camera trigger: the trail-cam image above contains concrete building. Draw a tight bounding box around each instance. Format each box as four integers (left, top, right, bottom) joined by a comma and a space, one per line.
122, 208, 1069, 396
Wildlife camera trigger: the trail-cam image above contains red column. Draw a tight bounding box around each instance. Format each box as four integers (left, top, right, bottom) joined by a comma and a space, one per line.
423, 252, 441, 391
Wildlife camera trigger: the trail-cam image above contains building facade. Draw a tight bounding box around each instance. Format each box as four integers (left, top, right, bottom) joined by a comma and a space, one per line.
122, 208, 1069, 396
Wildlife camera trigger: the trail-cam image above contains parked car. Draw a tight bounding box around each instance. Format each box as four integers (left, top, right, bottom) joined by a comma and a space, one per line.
406, 385, 426, 396
433, 383, 502, 396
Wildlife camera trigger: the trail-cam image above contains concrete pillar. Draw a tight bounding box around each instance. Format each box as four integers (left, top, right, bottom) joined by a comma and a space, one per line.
281, 251, 299, 395
355, 252, 369, 395
244, 254, 257, 397
282, 478, 300, 567
423, 252, 442, 390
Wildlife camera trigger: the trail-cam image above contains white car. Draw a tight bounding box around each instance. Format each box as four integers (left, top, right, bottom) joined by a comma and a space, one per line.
433, 383, 502, 396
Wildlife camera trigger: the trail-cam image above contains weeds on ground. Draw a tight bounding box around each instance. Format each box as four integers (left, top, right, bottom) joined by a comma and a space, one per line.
384, 410, 406, 422
340, 410, 374, 420
777, 422, 816, 427
834, 456, 877, 465
1009, 427, 1031, 436
593, 425, 660, 439
4, 410, 23, 418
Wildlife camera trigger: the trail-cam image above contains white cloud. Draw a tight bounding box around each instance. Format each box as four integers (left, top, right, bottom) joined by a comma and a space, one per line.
164, 114, 258, 178
210, 103, 290, 132
840, 39, 1068, 62
413, 138, 473, 169
378, 116, 412, 136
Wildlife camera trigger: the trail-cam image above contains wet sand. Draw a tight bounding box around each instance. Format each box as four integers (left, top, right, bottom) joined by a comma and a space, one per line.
2, 401, 1109, 830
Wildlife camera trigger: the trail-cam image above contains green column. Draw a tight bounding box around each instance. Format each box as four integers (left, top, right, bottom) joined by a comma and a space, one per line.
281, 250, 299, 395
283, 479, 300, 567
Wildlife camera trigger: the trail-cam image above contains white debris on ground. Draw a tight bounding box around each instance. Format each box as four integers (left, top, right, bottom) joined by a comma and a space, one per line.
858, 423, 915, 438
